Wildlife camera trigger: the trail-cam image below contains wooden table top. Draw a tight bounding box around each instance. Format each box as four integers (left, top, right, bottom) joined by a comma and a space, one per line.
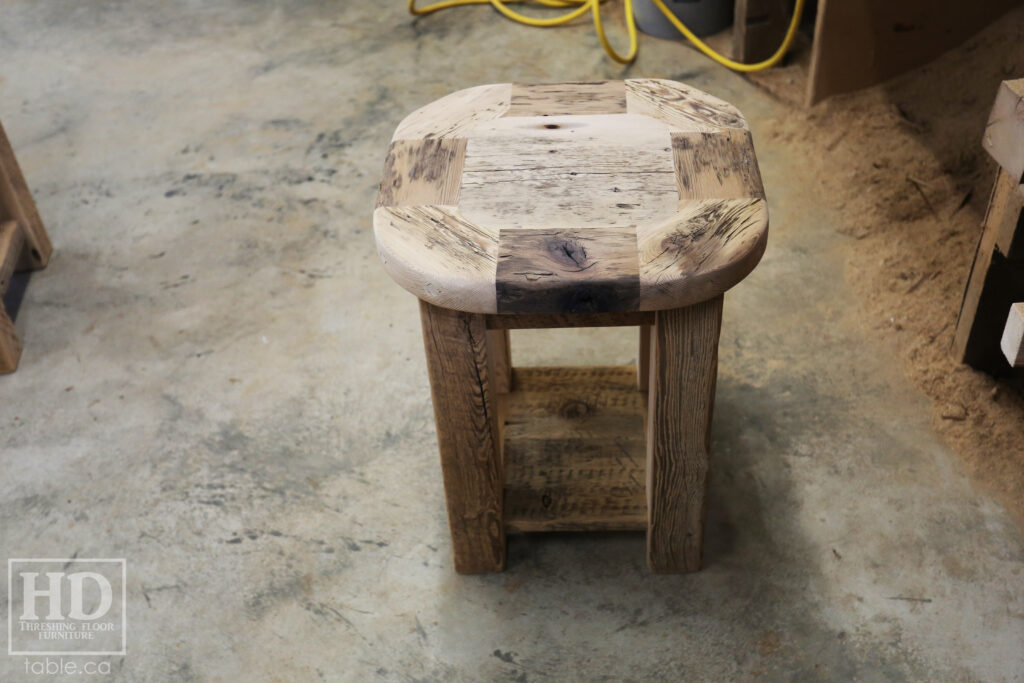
374, 79, 767, 315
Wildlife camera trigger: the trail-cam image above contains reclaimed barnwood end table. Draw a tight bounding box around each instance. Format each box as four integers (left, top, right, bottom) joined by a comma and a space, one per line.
373, 80, 768, 573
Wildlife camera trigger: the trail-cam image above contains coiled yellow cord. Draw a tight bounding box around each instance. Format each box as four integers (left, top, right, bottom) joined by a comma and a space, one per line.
408, 0, 805, 71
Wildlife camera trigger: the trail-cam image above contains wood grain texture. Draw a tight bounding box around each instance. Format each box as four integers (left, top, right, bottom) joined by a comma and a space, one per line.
459, 114, 677, 231
806, 0, 1020, 105
376, 138, 466, 208
420, 300, 505, 573
1001, 302, 1024, 368
646, 297, 722, 573
508, 81, 627, 117
487, 329, 512, 394
502, 366, 647, 532
374, 80, 767, 314
637, 324, 651, 392
0, 119, 51, 269
392, 83, 511, 140
984, 78, 1024, 187
0, 305, 21, 374
637, 198, 768, 311
496, 228, 640, 314
485, 311, 653, 329
673, 130, 765, 200
733, 0, 791, 63
625, 79, 747, 132
374, 205, 499, 313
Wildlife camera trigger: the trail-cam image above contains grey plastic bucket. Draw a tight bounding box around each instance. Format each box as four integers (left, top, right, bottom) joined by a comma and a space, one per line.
632, 0, 733, 39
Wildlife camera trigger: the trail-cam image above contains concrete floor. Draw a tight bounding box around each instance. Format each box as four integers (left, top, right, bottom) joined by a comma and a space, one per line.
1, 1, 1023, 681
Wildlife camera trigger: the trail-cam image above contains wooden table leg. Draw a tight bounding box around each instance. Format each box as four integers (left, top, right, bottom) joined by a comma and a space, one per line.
637, 324, 651, 392
646, 296, 723, 573
0, 219, 24, 373
487, 329, 512, 394
420, 300, 506, 573
0, 120, 52, 270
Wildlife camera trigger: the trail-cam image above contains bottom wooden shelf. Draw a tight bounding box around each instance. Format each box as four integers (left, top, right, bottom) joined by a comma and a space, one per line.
500, 366, 648, 533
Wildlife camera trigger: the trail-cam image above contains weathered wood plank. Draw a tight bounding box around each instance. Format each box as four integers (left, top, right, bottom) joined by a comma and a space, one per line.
393, 83, 511, 140
502, 366, 646, 533
420, 300, 505, 573
374, 205, 499, 313
647, 297, 722, 573
625, 79, 747, 132
496, 227, 641, 314
459, 113, 677, 231
485, 311, 653, 329
0, 119, 51, 269
673, 130, 765, 200
1001, 302, 1024, 368
637, 198, 768, 311
376, 138, 467, 208
508, 81, 627, 117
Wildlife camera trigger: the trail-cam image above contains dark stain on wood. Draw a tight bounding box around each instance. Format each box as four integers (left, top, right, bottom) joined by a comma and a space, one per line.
496, 228, 641, 314
376, 138, 467, 208
672, 131, 765, 199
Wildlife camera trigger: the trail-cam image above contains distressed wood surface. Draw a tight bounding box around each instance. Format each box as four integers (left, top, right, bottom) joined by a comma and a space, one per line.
374, 205, 499, 313
508, 80, 626, 117
376, 139, 466, 208
375, 79, 766, 314
392, 83, 511, 140
496, 227, 640, 314
460, 114, 678, 232
0, 119, 52, 269
502, 366, 647, 533
646, 297, 722, 573
984, 78, 1024, 189
420, 300, 506, 573
1001, 302, 1024, 368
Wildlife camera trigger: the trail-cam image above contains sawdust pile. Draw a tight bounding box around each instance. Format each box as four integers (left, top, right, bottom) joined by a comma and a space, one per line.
751, 8, 1024, 526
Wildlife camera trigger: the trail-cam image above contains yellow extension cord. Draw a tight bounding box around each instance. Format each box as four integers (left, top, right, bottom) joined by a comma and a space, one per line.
408, 0, 806, 71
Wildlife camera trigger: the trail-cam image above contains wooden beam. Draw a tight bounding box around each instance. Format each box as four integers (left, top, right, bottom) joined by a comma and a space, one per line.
0, 120, 51, 269
646, 297, 722, 573
1001, 303, 1024, 368
420, 300, 505, 573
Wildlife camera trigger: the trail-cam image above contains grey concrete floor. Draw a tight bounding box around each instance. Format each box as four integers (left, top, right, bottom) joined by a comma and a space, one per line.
1, 1, 1023, 681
